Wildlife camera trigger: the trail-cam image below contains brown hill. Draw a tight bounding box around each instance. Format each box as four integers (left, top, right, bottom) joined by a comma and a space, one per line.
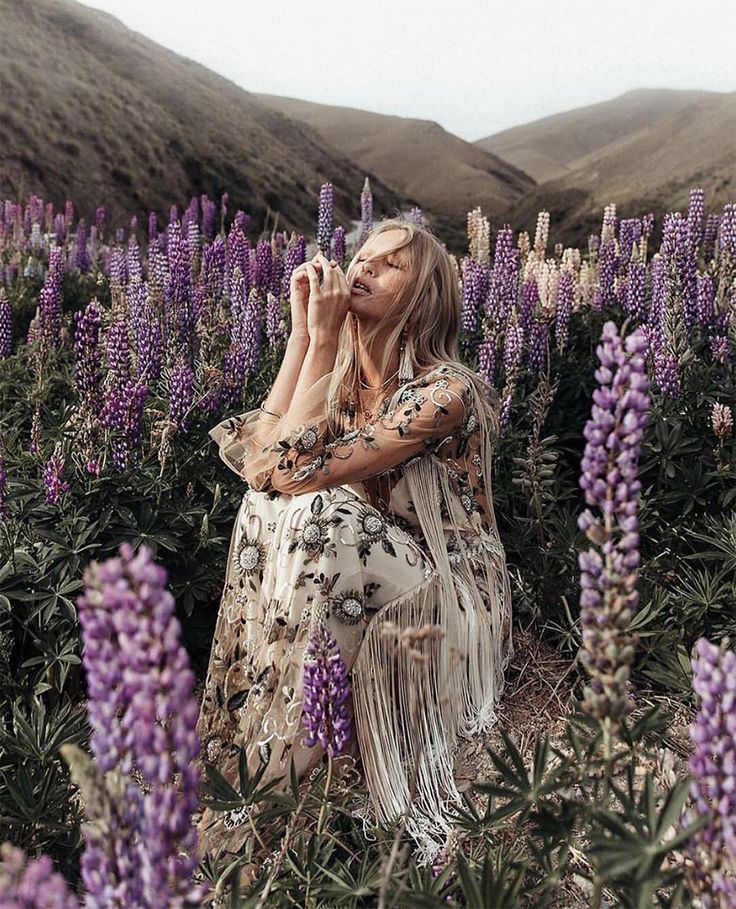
476, 88, 716, 185
0, 0, 408, 237
253, 93, 536, 227
496, 90, 736, 246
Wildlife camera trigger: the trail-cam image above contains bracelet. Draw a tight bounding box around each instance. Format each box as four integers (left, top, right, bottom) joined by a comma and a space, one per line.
260, 402, 283, 419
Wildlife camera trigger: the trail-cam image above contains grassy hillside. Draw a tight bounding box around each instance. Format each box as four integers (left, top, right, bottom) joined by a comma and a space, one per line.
0, 0, 408, 236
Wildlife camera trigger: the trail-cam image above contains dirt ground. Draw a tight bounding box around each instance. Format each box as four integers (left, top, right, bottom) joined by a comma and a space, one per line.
451, 628, 695, 907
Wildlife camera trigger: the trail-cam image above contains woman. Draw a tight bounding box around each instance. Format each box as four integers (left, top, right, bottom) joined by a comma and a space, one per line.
195, 217, 513, 867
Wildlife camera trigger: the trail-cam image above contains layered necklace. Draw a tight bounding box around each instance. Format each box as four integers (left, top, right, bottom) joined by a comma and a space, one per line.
353, 366, 400, 424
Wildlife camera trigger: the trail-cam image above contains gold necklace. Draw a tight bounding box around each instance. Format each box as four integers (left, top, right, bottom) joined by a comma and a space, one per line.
359, 366, 400, 390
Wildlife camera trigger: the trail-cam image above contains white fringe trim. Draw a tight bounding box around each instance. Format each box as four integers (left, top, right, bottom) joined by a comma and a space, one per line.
351, 456, 513, 867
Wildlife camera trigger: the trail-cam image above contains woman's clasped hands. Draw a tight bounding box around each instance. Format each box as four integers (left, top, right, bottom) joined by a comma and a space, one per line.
289, 251, 351, 343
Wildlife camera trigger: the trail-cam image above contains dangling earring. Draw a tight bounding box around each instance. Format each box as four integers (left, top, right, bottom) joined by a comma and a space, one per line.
398, 326, 414, 384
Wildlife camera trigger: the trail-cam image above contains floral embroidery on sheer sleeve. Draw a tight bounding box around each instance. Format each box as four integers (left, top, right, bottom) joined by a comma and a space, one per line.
208, 372, 332, 491
269, 374, 471, 496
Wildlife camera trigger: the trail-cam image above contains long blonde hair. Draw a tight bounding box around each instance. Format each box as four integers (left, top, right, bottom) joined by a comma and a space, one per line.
325, 216, 501, 451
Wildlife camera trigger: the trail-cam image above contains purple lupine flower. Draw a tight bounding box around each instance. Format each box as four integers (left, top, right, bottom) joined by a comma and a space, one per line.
169, 358, 195, 435
105, 320, 131, 389
65, 200, 74, 229
75, 542, 208, 907
486, 226, 519, 331
478, 332, 498, 387
147, 237, 168, 290
358, 177, 373, 250
332, 225, 346, 263
225, 223, 250, 303
0, 841, 80, 908
717, 203, 736, 258
281, 233, 307, 299
518, 279, 539, 334
704, 213, 720, 256
618, 219, 642, 273
554, 269, 574, 354
685, 638, 736, 907
648, 255, 666, 335
233, 210, 250, 233
649, 326, 680, 397
253, 239, 273, 295
186, 219, 200, 282
592, 205, 618, 312
127, 235, 143, 285
101, 380, 149, 472
408, 206, 423, 224
72, 218, 91, 273
502, 310, 524, 378
136, 297, 163, 384
265, 291, 287, 347
499, 310, 524, 434
0, 287, 12, 358
73, 299, 104, 418
660, 212, 698, 335
527, 318, 549, 375
624, 255, 647, 323
301, 620, 352, 757
461, 258, 489, 335
38, 247, 64, 351
107, 246, 127, 286
708, 334, 731, 364
317, 183, 334, 257
43, 442, 71, 505
201, 236, 226, 303
165, 231, 194, 362
687, 188, 705, 248
577, 321, 650, 727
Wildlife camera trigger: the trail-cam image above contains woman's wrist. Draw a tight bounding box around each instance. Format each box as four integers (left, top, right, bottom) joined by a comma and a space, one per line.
287, 333, 310, 349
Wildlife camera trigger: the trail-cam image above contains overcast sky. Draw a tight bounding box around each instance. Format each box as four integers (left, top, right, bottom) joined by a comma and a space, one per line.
77, 0, 735, 142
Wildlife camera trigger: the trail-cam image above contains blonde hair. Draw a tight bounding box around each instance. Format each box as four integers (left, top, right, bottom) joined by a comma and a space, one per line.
324, 216, 501, 451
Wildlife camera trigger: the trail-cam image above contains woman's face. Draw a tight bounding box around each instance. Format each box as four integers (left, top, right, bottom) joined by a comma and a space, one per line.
346, 229, 413, 325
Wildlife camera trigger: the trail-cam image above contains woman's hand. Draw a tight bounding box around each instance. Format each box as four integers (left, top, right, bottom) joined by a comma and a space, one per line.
289, 252, 340, 343
304, 252, 351, 343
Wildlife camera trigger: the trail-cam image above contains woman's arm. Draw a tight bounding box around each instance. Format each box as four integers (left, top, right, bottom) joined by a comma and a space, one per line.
258, 333, 310, 422
278, 334, 338, 428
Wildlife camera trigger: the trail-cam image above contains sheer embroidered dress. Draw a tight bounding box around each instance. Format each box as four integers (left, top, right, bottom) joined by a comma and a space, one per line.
196, 363, 513, 864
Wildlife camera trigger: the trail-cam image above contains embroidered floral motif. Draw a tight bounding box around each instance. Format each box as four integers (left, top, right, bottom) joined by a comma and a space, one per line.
358, 510, 387, 543
295, 427, 320, 452
332, 589, 367, 625
233, 536, 266, 576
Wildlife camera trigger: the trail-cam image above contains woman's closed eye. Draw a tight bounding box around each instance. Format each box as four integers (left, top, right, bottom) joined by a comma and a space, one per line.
356, 256, 401, 269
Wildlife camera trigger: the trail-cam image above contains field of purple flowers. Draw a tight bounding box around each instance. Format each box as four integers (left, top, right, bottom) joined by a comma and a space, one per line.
0, 183, 735, 907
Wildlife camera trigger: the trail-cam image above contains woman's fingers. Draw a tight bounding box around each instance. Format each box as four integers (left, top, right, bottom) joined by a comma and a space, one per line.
304, 262, 320, 295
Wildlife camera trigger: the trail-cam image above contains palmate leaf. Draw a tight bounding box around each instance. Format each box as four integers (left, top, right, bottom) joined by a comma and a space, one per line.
586, 774, 708, 900
454, 850, 526, 908
475, 729, 569, 823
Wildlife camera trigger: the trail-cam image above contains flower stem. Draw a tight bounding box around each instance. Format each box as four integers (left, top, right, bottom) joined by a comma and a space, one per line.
316, 752, 333, 835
